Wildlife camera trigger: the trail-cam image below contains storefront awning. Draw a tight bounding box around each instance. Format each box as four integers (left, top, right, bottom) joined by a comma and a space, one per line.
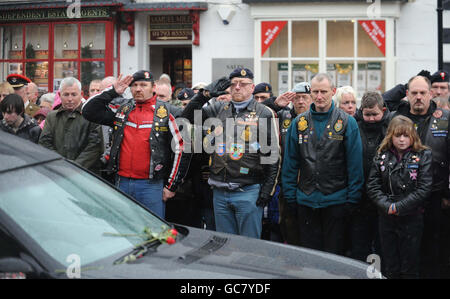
242, 0, 406, 3
0, 0, 125, 11
119, 2, 208, 12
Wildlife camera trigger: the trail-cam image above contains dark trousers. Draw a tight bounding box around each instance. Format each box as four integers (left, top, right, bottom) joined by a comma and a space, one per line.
350, 206, 381, 262
297, 204, 347, 256
440, 208, 450, 278
379, 213, 423, 279
279, 192, 301, 246
420, 191, 443, 278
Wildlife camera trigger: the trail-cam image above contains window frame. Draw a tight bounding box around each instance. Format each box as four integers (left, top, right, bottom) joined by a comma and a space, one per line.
255, 17, 395, 98
0, 19, 117, 94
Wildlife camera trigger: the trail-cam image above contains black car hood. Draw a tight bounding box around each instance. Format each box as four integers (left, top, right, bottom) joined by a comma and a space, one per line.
79, 226, 371, 279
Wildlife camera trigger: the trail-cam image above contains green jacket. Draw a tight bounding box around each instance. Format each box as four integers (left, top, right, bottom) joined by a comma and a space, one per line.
38, 104, 103, 173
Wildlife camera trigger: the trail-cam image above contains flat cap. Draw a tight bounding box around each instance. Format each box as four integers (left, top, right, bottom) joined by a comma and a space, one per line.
292, 82, 311, 94
6, 74, 31, 89
131, 70, 154, 85
177, 88, 195, 100
229, 68, 254, 80
430, 70, 449, 83
253, 82, 272, 95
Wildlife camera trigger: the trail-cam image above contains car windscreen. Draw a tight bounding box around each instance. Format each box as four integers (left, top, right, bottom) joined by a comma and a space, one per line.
0, 160, 169, 268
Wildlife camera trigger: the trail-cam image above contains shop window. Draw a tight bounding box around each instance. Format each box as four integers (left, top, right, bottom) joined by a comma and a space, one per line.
292, 61, 319, 87
0, 21, 116, 95
262, 22, 288, 58
1, 26, 22, 60
259, 19, 387, 97
327, 21, 354, 57
54, 24, 78, 59
292, 21, 319, 58
261, 60, 287, 95
26, 25, 49, 59
357, 21, 385, 57
81, 23, 105, 59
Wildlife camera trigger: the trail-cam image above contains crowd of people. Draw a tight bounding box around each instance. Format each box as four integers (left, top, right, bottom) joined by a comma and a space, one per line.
0, 67, 449, 279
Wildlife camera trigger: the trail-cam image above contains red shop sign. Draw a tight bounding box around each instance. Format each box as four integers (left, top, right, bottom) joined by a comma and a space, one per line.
261, 21, 287, 56
358, 20, 386, 56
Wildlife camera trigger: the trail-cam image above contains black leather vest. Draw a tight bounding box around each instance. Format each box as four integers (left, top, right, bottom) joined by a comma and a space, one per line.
208, 100, 267, 185
297, 108, 349, 195
418, 108, 449, 192
108, 99, 174, 180
278, 107, 296, 154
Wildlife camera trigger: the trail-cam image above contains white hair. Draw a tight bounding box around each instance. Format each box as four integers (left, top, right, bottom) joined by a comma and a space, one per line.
59, 77, 81, 92
335, 85, 356, 104
40, 92, 55, 104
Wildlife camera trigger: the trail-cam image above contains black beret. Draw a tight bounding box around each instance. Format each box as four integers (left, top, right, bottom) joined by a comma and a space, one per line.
177, 88, 195, 100
131, 70, 154, 85
6, 74, 31, 89
253, 82, 272, 95
229, 68, 254, 80
430, 70, 449, 83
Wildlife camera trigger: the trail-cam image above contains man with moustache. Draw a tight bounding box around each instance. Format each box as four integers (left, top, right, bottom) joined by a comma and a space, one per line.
82, 70, 190, 219
181, 68, 280, 239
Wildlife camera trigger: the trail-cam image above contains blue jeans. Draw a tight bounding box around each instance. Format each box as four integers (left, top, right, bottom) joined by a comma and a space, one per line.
117, 176, 165, 219
213, 184, 263, 239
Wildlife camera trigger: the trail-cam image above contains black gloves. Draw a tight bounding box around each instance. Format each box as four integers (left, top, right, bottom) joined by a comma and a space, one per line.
204, 77, 231, 98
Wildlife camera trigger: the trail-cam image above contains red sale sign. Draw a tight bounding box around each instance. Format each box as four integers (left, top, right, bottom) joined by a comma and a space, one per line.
261, 21, 287, 56
358, 20, 386, 56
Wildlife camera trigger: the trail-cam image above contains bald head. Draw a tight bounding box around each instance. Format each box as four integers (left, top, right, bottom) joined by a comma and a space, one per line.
101, 76, 117, 91
26, 82, 39, 104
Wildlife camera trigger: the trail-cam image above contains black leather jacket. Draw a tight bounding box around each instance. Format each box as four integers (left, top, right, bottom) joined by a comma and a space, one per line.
367, 149, 433, 216
392, 101, 450, 193
82, 87, 190, 192
181, 92, 280, 201
0, 114, 41, 144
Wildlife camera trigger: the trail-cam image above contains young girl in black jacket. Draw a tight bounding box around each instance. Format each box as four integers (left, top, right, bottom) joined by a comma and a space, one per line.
367, 115, 432, 279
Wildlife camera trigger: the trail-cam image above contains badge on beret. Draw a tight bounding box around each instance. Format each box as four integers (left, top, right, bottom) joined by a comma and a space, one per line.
265, 85, 269, 92
298, 116, 308, 131
156, 106, 167, 119
241, 69, 247, 77
184, 92, 188, 99
441, 72, 446, 81
334, 119, 343, 132
144, 72, 150, 79
433, 109, 443, 119
283, 119, 291, 129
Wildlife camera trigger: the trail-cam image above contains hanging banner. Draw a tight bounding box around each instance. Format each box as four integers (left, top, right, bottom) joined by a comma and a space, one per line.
261, 21, 287, 56
358, 20, 386, 56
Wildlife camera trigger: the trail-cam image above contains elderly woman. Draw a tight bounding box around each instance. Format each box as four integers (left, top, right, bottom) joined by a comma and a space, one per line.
335, 85, 357, 117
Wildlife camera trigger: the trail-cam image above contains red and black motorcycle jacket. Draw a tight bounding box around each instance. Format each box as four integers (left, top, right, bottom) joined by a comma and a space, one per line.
82, 87, 190, 192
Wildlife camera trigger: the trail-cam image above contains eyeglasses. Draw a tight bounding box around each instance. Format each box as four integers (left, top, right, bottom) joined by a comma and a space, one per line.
230, 81, 253, 89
